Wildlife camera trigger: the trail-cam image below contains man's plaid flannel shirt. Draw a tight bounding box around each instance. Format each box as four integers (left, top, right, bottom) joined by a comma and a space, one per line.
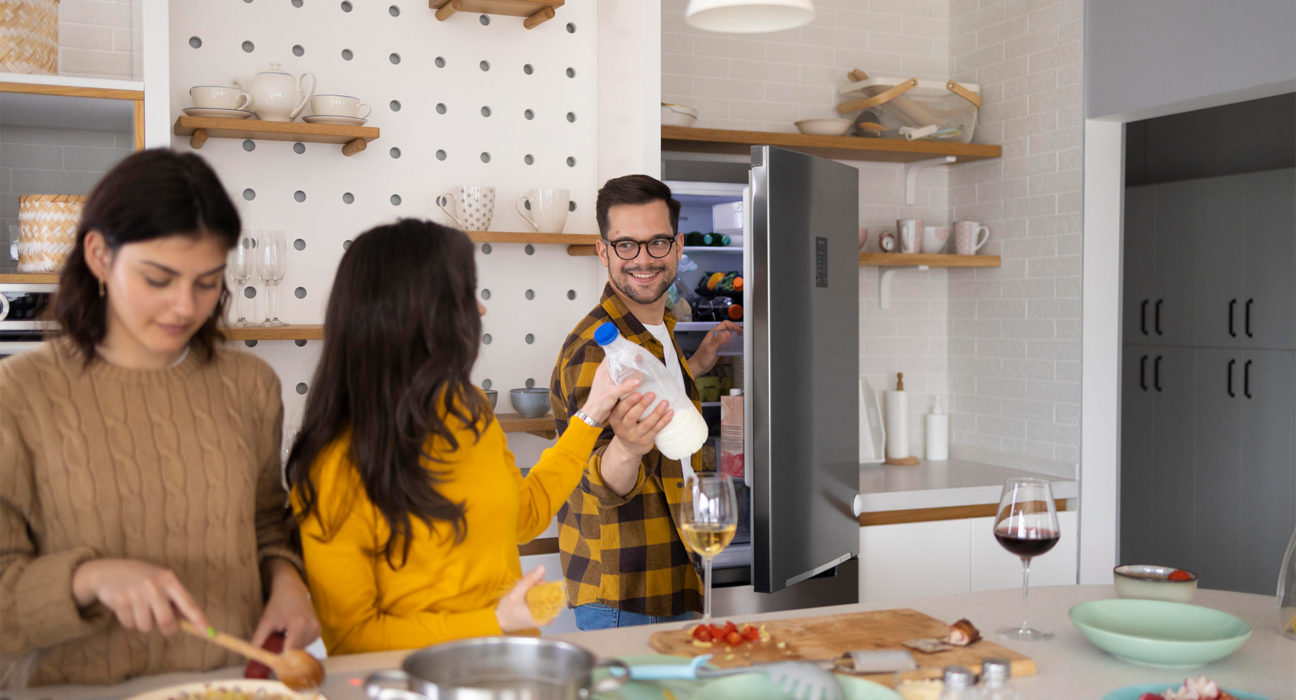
549, 284, 703, 618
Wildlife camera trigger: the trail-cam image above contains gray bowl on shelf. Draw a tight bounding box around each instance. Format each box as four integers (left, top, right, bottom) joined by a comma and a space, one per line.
482, 388, 497, 409
510, 388, 550, 418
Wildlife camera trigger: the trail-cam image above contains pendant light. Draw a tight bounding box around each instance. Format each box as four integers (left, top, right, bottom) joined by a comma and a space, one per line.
684, 0, 815, 34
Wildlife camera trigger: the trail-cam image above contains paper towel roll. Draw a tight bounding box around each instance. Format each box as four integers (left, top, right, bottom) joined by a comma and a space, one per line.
885, 390, 908, 459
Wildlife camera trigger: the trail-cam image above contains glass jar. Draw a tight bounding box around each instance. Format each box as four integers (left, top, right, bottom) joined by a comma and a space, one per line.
1279, 524, 1296, 640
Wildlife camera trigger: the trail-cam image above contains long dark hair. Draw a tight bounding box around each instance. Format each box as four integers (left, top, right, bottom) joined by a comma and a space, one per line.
287, 219, 487, 566
53, 148, 241, 364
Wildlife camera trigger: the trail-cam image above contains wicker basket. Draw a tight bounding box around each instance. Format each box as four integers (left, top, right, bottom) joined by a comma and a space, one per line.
18, 194, 84, 272
0, 0, 59, 75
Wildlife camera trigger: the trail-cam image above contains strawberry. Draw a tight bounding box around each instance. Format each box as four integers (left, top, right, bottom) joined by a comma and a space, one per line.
1168, 569, 1193, 582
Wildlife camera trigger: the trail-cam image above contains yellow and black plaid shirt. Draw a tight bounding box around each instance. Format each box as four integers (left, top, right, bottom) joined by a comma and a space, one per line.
549, 284, 703, 618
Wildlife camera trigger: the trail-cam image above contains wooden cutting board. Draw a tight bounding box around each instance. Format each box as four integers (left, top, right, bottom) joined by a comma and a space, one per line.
649, 609, 1035, 686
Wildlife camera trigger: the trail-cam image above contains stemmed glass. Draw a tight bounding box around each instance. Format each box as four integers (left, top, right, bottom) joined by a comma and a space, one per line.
993, 477, 1060, 641
678, 475, 738, 623
256, 230, 287, 327
227, 233, 255, 326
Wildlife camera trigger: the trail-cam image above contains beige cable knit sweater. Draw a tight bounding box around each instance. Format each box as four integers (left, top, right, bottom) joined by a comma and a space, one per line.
0, 339, 299, 687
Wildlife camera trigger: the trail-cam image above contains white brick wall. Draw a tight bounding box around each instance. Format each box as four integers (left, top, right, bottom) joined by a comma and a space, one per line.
663, 0, 1084, 466
949, 0, 1084, 468
58, 0, 140, 80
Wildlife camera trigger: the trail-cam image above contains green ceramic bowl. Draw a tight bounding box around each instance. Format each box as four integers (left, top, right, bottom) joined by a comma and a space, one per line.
1069, 599, 1252, 667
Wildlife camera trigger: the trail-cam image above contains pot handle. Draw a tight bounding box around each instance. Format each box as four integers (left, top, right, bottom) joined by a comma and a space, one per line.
589, 658, 631, 694
291, 72, 316, 120
364, 670, 427, 700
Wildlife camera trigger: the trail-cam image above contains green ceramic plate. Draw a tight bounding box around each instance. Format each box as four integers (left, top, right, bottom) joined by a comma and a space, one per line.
693, 673, 902, 700
1069, 599, 1252, 668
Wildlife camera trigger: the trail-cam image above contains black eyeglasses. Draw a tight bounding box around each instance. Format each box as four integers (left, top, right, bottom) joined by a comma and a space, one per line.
605, 236, 676, 260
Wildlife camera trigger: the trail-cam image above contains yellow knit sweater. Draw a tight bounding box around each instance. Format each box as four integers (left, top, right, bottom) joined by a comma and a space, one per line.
0, 340, 298, 687
293, 410, 598, 655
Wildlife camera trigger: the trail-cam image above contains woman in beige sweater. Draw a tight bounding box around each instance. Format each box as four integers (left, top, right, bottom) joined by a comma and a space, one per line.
0, 149, 318, 687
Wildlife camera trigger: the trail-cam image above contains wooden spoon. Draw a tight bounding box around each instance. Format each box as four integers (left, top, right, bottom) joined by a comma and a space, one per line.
180, 621, 325, 691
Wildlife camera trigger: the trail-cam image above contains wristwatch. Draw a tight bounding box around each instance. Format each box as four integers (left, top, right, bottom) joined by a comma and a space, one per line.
573, 409, 601, 428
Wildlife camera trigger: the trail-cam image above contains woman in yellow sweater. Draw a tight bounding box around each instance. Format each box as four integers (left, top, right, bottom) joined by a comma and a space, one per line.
286, 219, 671, 654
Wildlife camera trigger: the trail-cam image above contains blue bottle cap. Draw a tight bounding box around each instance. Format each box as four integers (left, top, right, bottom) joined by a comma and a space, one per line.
594, 322, 620, 346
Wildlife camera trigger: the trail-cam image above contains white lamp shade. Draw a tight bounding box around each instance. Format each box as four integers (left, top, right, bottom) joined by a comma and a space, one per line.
684, 0, 815, 33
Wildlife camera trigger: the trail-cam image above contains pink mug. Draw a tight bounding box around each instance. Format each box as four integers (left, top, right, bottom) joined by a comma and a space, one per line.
953, 221, 990, 255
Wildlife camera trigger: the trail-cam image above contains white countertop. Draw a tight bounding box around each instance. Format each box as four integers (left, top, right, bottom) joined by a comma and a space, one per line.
20, 586, 1293, 700
855, 458, 1079, 513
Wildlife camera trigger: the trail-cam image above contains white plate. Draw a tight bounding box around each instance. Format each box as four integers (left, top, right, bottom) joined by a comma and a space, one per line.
303, 114, 367, 126
126, 679, 324, 700
183, 107, 255, 119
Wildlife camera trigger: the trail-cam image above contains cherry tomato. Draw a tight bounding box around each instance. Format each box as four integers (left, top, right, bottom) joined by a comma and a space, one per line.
692, 626, 712, 642
1168, 569, 1193, 581
722, 621, 738, 635
742, 625, 760, 641
725, 631, 743, 646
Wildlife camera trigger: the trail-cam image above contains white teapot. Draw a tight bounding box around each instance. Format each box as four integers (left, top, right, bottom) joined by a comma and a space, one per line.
235, 63, 314, 122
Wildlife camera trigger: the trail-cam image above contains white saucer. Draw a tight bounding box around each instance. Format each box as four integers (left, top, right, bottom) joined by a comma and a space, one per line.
303, 114, 367, 126
183, 107, 254, 119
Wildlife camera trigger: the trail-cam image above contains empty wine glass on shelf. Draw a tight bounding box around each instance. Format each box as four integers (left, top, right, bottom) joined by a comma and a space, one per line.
678, 474, 738, 624
994, 477, 1060, 641
227, 233, 255, 326
255, 229, 287, 327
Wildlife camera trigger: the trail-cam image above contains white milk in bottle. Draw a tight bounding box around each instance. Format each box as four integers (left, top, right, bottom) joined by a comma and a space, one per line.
595, 322, 708, 461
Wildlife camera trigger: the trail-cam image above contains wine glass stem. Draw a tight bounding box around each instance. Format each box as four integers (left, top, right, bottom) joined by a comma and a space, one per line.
266, 283, 279, 324
236, 282, 247, 324
702, 555, 714, 622
1019, 557, 1032, 631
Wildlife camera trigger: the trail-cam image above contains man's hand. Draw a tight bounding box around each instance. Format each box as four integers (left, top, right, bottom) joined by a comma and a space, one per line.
686, 320, 741, 377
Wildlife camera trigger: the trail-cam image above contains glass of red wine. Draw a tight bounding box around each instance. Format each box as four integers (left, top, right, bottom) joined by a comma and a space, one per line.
994, 477, 1060, 641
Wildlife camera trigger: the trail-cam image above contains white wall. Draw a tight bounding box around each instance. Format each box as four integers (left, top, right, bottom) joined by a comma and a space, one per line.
58, 0, 141, 80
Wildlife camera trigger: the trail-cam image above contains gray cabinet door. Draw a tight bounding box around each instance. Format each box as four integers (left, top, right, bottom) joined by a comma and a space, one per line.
1120, 344, 1159, 564
1192, 348, 1244, 591
1124, 186, 1157, 343
1237, 349, 1296, 594
1150, 347, 1197, 568
1152, 182, 1198, 347
1242, 169, 1296, 351
1193, 175, 1247, 349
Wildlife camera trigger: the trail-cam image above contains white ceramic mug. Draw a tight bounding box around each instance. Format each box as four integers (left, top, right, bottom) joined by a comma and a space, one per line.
439, 186, 496, 231
190, 85, 250, 110
310, 94, 371, 119
516, 188, 570, 233
897, 218, 923, 254
953, 221, 990, 255
922, 225, 950, 254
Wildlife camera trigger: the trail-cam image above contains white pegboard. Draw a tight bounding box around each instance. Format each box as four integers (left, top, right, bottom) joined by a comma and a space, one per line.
167, 0, 607, 427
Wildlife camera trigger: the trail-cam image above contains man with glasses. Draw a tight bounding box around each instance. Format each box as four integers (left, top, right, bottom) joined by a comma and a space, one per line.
549, 174, 739, 630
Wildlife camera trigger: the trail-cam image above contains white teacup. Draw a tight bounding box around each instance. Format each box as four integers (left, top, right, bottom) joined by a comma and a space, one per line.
439, 186, 496, 231
190, 85, 250, 111
516, 188, 570, 233
310, 94, 371, 119
953, 221, 990, 255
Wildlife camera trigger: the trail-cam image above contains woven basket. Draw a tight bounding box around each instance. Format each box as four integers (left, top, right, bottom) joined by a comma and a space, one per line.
0, 0, 59, 75
18, 194, 84, 272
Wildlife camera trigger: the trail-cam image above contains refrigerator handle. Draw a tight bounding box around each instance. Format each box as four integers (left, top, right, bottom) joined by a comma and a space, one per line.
1153, 355, 1162, 392
1140, 300, 1148, 335
1227, 359, 1236, 398
1228, 299, 1237, 338
1139, 355, 1148, 391
1245, 299, 1253, 338
1244, 359, 1252, 399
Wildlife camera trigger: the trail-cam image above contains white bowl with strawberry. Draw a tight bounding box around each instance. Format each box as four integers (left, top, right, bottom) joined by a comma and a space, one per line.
1114, 564, 1198, 603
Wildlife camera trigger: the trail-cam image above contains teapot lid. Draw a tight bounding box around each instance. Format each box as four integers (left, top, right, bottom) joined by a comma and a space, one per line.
257, 62, 290, 75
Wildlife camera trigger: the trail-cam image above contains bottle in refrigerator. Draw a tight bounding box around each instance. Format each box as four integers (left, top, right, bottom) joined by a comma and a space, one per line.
595, 322, 708, 461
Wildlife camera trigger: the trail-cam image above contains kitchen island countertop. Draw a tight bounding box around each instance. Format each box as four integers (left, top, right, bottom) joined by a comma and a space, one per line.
856, 458, 1079, 515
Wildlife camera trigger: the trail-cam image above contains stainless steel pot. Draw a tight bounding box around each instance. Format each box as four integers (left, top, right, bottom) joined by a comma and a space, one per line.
365, 636, 629, 700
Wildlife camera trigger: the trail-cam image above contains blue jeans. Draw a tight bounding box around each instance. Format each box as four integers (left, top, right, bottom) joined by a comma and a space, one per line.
573, 603, 696, 630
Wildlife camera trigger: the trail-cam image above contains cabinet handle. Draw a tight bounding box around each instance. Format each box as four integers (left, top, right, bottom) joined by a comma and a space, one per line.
1244, 359, 1252, 399
1155, 299, 1163, 336
1141, 300, 1149, 336
1227, 359, 1236, 398
1139, 355, 1148, 391
1228, 299, 1237, 338
1153, 355, 1162, 392
1245, 299, 1253, 338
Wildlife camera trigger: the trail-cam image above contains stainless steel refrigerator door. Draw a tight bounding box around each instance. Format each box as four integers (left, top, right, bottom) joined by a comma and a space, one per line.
747, 145, 861, 593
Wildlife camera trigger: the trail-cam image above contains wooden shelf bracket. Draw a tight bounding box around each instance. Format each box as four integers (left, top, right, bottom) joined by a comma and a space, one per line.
190, 128, 208, 150
903, 155, 956, 205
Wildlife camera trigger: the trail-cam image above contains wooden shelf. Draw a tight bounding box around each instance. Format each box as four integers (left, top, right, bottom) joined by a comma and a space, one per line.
173, 116, 379, 156
2, 75, 145, 150
223, 325, 323, 341
496, 412, 556, 438
466, 230, 598, 257
859, 252, 1001, 268
431, 0, 563, 29
0, 273, 58, 284
662, 125, 1001, 164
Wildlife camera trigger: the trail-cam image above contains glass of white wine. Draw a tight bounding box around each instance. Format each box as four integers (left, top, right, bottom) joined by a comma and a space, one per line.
678, 475, 737, 623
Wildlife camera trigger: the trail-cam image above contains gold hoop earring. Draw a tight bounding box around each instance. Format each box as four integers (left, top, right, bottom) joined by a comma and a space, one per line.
98, 278, 105, 297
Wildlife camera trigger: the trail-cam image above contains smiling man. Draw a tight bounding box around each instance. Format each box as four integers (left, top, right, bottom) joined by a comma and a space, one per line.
550, 174, 738, 630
